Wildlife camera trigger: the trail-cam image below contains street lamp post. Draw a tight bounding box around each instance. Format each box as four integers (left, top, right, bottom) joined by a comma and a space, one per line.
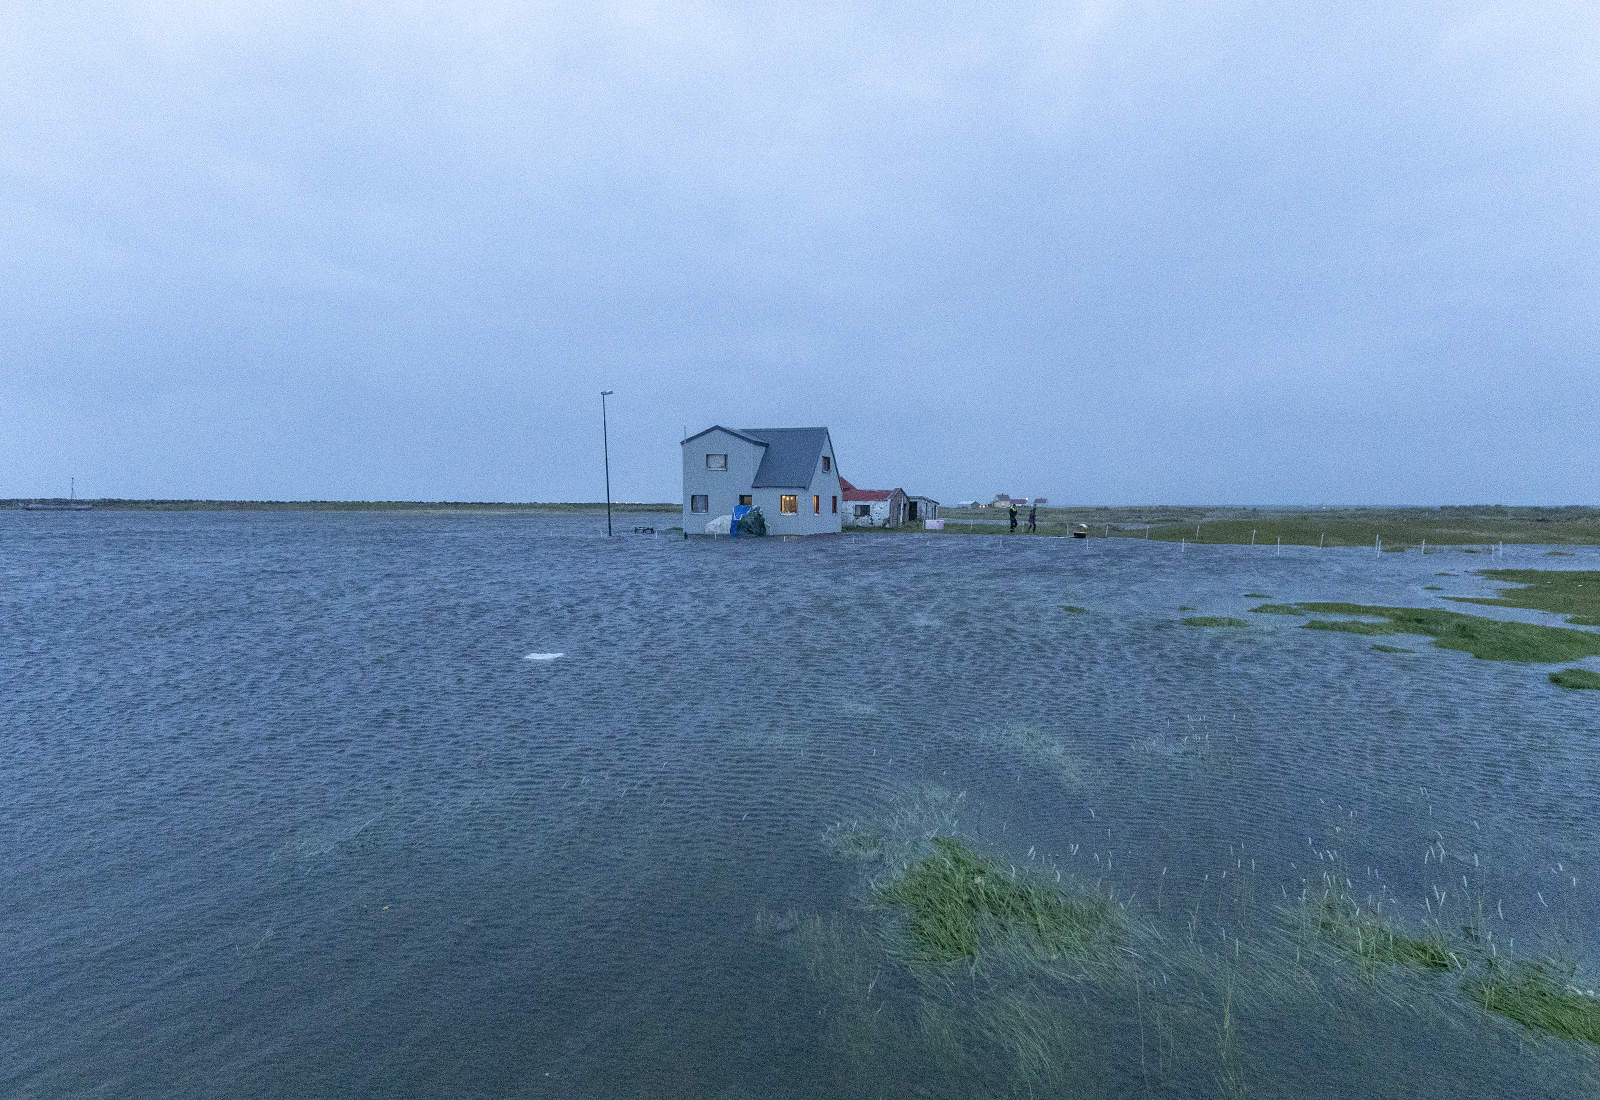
600, 391, 614, 537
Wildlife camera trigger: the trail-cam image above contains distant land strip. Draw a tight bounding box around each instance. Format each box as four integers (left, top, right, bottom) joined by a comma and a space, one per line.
930, 504, 1600, 547
8, 501, 1599, 544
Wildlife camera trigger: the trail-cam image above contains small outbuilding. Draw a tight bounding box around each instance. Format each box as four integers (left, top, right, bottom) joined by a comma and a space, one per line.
840, 478, 908, 527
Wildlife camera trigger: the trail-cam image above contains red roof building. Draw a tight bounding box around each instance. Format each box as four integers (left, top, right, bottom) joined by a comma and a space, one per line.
840, 477, 909, 527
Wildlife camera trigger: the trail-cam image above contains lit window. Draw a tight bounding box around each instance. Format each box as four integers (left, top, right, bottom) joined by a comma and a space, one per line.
822, 456, 831, 472
813, 495, 820, 514
706, 454, 727, 470
780, 495, 798, 514
690, 495, 708, 513
855, 504, 870, 517
831, 496, 838, 514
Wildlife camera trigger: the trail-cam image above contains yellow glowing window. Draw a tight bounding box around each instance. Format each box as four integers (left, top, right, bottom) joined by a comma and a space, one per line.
780, 495, 798, 514
813, 495, 820, 514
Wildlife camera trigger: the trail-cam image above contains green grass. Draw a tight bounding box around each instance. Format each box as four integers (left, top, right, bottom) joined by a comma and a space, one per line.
1371, 644, 1415, 654
1550, 668, 1600, 690
1179, 605, 1196, 611
1247, 603, 1600, 662
1467, 960, 1600, 1045
1060, 605, 1087, 614
1242, 593, 1271, 598
931, 505, 1600, 544
1424, 586, 1443, 591
1302, 898, 1455, 972
1449, 569, 1600, 627
1183, 617, 1250, 628
875, 837, 1115, 964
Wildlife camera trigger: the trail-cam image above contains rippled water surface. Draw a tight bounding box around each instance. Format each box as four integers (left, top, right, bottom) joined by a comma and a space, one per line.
4, 512, 1599, 1098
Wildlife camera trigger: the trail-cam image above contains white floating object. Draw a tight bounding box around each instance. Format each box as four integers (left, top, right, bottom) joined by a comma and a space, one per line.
523, 652, 565, 661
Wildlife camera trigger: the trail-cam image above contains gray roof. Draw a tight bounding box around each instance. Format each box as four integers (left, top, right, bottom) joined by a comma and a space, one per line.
739, 427, 830, 489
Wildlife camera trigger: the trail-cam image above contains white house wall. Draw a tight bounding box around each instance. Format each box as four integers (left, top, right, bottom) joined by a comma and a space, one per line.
760, 433, 842, 536
682, 429, 765, 530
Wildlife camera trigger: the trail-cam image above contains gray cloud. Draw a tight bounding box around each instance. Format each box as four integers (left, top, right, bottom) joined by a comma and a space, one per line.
2, 0, 1596, 502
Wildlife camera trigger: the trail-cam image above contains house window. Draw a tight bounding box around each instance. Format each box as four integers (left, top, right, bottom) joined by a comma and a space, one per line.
855, 504, 870, 517
831, 496, 837, 514
813, 495, 820, 514
690, 495, 708, 513
780, 495, 798, 514
822, 456, 830, 472
740, 495, 752, 506
706, 454, 727, 470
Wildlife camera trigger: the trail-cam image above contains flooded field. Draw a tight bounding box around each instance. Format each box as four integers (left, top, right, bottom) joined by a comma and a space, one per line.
3, 511, 1597, 1097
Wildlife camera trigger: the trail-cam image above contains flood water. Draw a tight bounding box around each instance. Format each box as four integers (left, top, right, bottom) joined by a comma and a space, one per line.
3, 511, 1598, 1098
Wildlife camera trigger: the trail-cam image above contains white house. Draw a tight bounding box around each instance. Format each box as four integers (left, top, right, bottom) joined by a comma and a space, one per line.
681, 426, 843, 535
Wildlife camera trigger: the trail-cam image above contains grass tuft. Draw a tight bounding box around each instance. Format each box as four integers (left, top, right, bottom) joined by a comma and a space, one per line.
1183, 616, 1250, 628
1450, 569, 1600, 627
1250, 602, 1600, 662
1305, 619, 1393, 637
1550, 668, 1600, 690
1371, 644, 1414, 653
1294, 895, 1454, 973
1060, 605, 1087, 613
1242, 593, 1271, 598
875, 837, 1115, 964
1467, 960, 1600, 1045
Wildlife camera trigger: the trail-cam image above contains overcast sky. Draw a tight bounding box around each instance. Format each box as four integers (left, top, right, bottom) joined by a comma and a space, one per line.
2, 0, 1595, 504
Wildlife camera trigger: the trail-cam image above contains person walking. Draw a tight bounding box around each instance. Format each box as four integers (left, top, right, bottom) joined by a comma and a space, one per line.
1009, 504, 1019, 533
1028, 504, 1037, 534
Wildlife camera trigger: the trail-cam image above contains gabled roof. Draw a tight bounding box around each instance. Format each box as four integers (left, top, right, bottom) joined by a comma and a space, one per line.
739, 427, 831, 488
840, 477, 898, 503
681, 425, 768, 448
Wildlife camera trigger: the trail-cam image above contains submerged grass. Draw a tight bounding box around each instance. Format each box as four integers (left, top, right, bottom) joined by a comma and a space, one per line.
1550, 668, 1600, 690
1183, 616, 1250, 628
1061, 605, 1087, 613
1248, 603, 1600, 662
875, 837, 1115, 964
1372, 644, 1415, 653
1468, 960, 1600, 1045
1300, 897, 1455, 972
1449, 569, 1600, 627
